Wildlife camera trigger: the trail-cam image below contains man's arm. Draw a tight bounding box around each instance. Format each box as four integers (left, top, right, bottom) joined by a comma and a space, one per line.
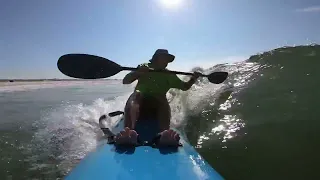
169, 72, 200, 91
122, 71, 141, 84
180, 76, 198, 91
122, 64, 149, 84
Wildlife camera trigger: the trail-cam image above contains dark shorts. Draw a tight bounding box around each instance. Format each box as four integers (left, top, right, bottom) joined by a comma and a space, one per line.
125, 92, 166, 119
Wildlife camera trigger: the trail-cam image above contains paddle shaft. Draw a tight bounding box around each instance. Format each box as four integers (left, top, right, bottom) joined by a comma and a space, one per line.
57, 53, 228, 83
121, 67, 207, 77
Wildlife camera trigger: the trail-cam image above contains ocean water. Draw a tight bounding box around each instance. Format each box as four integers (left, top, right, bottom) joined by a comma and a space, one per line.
1, 44, 319, 179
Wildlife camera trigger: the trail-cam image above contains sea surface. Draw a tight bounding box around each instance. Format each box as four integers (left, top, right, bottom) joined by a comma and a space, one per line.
0, 44, 319, 179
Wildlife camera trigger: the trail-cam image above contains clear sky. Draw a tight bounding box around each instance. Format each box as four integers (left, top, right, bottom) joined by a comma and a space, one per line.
1, 0, 320, 79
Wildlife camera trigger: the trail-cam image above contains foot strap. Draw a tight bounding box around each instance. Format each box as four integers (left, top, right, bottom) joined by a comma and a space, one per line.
104, 132, 182, 148
106, 134, 143, 147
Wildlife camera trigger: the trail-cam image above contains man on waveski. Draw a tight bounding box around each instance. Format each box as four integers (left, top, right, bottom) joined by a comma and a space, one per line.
117, 49, 201, 146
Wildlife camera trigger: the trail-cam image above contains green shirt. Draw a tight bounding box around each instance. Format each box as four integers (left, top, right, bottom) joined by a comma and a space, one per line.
134, 63, 185, 96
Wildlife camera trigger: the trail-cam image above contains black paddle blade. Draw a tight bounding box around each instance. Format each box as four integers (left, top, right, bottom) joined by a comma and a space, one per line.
207, 72, 228, 84
57, 54, 122, 79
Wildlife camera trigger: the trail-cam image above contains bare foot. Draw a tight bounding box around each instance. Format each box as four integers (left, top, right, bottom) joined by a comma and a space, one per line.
115, 127, 138, 145
158, 129, 180, 146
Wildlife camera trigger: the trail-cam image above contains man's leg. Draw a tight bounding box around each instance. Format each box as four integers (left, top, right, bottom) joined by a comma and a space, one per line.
157, 99, 171, 132
157, 99, 180, 146
124, 91, 141, 129
115, 91, 141, 145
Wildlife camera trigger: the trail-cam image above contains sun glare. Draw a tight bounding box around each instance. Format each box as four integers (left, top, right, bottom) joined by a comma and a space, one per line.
160, 0, 182, 9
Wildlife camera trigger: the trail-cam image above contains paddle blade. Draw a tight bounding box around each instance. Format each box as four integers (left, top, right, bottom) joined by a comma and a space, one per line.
57, 54, 122, 79
207, 72, 228, 84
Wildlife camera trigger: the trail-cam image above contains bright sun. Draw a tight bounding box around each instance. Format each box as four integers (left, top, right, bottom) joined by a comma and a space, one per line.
160, 0, 182, 9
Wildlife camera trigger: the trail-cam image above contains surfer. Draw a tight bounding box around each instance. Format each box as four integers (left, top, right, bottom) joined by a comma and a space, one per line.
117, 49, 201, 146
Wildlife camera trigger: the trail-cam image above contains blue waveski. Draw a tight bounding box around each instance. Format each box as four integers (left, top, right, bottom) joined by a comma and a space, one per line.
65, 111, 224, 180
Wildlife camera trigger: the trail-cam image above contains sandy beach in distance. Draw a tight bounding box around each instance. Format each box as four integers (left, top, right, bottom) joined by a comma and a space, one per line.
0, 80, 122, 92
0, 80, 115, 86
0, 81, 53, 87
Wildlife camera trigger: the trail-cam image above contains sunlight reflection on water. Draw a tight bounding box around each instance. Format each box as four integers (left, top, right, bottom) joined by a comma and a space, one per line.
196, 114, 245, 148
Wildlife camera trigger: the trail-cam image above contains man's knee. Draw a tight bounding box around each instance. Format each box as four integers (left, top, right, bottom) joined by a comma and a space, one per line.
125, 92, 141, 108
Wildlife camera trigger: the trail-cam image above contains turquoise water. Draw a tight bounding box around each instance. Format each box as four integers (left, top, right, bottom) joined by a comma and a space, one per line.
0, 44, 319, 179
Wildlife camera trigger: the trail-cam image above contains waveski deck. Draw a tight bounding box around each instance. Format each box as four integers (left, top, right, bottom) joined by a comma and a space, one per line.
65, 113, 223, 180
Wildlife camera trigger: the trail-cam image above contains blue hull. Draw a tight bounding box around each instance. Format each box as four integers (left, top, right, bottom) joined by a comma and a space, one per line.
65, 115, 223, 180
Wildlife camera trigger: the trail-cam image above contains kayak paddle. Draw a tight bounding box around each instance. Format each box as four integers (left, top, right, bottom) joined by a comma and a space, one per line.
57, 54, 228, 84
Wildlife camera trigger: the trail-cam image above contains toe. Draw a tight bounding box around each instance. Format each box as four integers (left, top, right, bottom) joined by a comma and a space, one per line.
131, 130, 138, 136
174, 133, 180, 142
124, 127, 130, 135
159, 130, 171, 145
171, 130, 177, 139
124, 127, 130, 131
126, 128, 133, 137
115, 133, 124, 144
161, 130, 170, 139
129, 130, 138, 138
119, 130, 126, 136
116, 133, 122, 140
129, 130, 138, 144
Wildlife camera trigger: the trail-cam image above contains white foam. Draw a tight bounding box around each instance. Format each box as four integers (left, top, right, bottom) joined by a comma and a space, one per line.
26, 93, 130, 174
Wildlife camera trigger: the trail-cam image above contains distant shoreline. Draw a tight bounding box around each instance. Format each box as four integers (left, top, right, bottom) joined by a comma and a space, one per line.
0, 79, 123, 91
0, 79, 120, 82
